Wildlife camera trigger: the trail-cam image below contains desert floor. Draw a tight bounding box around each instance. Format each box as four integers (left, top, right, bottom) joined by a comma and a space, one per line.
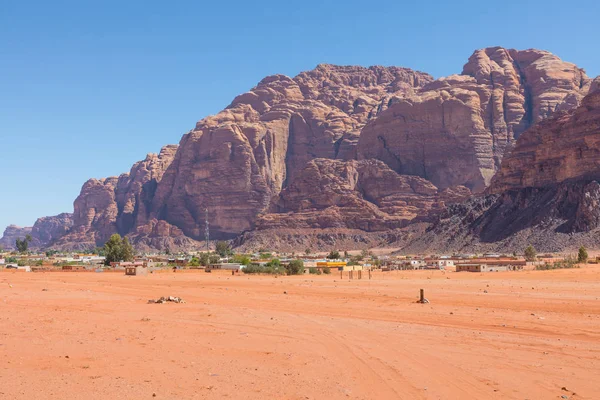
1, 267, 599, 400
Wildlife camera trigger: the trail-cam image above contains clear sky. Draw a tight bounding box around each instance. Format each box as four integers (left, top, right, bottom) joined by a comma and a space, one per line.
1, 0, 599, 232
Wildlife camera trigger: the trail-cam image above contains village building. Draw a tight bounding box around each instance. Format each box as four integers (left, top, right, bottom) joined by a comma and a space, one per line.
206, 263, 243, 272
456, 263, 511, 272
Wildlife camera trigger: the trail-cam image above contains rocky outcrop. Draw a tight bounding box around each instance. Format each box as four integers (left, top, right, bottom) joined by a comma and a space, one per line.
255, 158, 470, 231
0, 225, 32, 250
147, 66, 432, 240
358, 47, 591, 192
489, 89, 600, 193
53, 145, 178, 249
128, 219, 203, 252
402, 87, 600, 254
0, 213, 74, 250
30, 213, 74, 247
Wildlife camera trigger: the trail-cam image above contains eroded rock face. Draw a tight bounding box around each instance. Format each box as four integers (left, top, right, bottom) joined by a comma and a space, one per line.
54, 145, 178, 249
489, 90, 600, 193
148, 65, 432, 240
30, 213, 74, 247
0, 213, 74, 250
402, 88, 600, 254
358, 47, 591, 192
255, 159, 470, 231
128, 219, 203, 252
0, 225, 32, 250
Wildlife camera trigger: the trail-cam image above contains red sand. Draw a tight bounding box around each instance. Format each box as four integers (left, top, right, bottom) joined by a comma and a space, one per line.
1, 267, 599, 399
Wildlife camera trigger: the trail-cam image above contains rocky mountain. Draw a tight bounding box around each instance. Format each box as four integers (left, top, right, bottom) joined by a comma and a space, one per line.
2, 47, 596, 252
52, 145, 178, 250
404, 82, 600, 253
0, 225, 32, 250
358, 47, 591, 192
0, 213, 73, 250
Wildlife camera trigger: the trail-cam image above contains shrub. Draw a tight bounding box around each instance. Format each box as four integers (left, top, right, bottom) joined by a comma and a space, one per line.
232, 254, 251, 266
327, 250, 340, 260
578, 246, 588, 264
322, 267, 331, 275
536, 255, 579, 270
287, 259, 304, 275
308, 267, 320, 275
524, 245, 537, 262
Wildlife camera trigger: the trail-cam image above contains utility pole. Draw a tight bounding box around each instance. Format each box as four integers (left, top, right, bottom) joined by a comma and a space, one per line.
204, 208, 210, 252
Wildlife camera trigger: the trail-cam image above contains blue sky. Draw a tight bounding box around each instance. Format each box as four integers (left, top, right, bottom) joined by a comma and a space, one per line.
1, 0, 599, 232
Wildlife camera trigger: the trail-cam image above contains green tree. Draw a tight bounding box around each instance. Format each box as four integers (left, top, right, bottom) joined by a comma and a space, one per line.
215, 241, 232, 257
198, 252, 210, 266
121, 237, 134, 262
578, 246, 589, 264
304, 248, 311, 256
103, 234, 134, 265
209, 254, 220, 264
327, 250, 340, 260
189, 256, 201, 267
524, 245, 537, 262
286, 259, 304, 275
15, 235, 32, 253
232, 254, 251, 265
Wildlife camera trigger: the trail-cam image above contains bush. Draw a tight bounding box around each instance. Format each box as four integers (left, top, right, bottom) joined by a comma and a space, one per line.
6, 256, 17, 264
308, 267, 321, 275
536, 255, 579, 270
524, 245, 537, 262
287, 259, 304, 275
232, 254, 251, 265
188, 257, 201, 267
322, 267, 331, 275
17, 259, 28, 266
215, 241, 232, 257
578, 246, 588, 264
327, 250, 340, 260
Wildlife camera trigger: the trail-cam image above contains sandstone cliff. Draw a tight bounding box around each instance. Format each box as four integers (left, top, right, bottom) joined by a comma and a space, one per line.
358, 47, 591, 192
403, 87, 600, 253
0, 213, 73, 250
147, 65, 433, 241
52, 145, 178, 249
0, 225, 32, 250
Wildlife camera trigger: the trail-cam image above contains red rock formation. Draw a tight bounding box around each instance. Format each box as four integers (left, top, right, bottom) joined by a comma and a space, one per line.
403, 85, 600, 254
54, 145, 177, 249
0, 225, 32, 250
358, 48, 591, 192
0, 213, 74, 250
148, 66, 432, 240
4, 48, 594, 251
489, 88, 600, 193
256, 159, 470, 231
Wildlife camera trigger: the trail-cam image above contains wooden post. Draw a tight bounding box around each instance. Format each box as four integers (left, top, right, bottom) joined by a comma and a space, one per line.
369, 269, 372, 280
340, 270, 343, 279
420, 289, 425, 303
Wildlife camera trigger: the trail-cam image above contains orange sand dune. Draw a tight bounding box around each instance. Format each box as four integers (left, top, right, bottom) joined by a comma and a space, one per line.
1, 267, 599, 399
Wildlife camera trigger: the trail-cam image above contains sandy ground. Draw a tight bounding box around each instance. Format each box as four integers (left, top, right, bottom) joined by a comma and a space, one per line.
1, 267, 599, 400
